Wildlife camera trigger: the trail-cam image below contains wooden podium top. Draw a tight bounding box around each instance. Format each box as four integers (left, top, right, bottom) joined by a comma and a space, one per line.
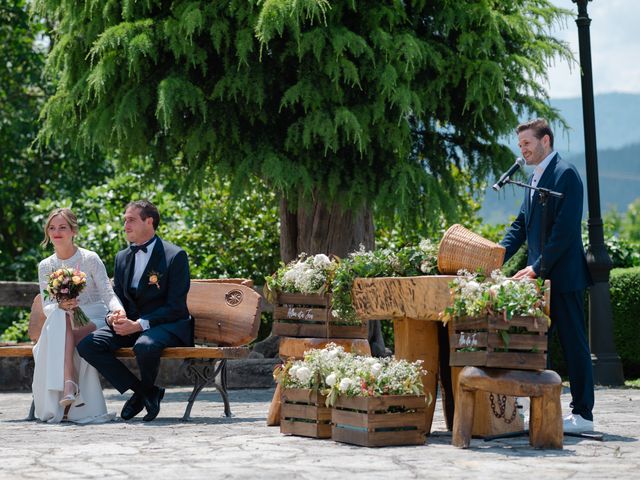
351, 276, 550, 321
351, 275, 455, 321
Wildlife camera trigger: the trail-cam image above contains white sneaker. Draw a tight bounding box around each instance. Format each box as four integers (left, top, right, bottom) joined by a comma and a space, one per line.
563, 413, 594, 433
516, 397, 529, 429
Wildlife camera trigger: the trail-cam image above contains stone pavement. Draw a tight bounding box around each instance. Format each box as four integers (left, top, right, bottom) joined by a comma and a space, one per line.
1, 386, 638, 479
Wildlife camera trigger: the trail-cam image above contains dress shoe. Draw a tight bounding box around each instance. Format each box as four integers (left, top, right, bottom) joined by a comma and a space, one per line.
121, 392, 145, 420
143, 386, 165, 422
563, 413, 594, 433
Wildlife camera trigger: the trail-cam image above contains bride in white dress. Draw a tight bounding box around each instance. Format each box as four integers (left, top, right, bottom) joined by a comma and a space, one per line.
33, 208, 124, 423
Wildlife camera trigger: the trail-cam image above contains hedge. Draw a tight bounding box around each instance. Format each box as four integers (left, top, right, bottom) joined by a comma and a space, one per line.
610, 267, 640, 377
547, 267, 640, 379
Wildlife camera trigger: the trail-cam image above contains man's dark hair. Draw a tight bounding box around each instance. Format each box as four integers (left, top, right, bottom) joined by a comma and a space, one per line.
126, 200, 160, 230
516, 118, 554, 149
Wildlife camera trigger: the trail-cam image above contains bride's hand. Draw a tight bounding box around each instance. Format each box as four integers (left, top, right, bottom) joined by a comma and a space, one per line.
58, 298, 78, 311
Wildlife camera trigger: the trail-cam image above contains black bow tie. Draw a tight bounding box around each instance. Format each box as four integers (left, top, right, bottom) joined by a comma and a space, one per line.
130, 237, 156, 254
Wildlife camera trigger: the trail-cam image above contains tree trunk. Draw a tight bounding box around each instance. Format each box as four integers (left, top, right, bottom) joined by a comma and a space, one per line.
279, 197, 375, 262
277, 196, 385, 356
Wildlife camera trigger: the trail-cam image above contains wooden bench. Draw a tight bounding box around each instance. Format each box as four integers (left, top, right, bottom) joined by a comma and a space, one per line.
0, 279, 262, 421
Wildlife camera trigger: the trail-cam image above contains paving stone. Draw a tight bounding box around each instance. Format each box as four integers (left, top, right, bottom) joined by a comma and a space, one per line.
0, 386, 638, 479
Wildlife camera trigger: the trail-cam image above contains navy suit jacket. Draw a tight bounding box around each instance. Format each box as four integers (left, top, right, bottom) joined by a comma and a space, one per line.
501, 153, 591, 293
113, 236, 193, 346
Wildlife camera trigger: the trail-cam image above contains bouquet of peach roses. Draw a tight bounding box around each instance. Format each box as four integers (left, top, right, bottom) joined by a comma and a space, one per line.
44, 267, 90, 327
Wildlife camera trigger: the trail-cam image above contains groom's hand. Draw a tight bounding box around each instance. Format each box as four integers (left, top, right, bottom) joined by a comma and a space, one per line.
113, 317, 143, 336
106, 309, 126, 327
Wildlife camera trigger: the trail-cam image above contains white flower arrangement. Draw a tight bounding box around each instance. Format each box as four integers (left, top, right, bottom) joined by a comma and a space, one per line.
264, 253, 338, 301
441, 269, 549, 323
274, 344, 429, 407
273, 343, 348, 391
324, 354, 428, 407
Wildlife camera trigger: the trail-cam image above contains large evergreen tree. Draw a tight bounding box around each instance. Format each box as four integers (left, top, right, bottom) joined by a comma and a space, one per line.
35, 0, 571, 260
0, 0, 110, 278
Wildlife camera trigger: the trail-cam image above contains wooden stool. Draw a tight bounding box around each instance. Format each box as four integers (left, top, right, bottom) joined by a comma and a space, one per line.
266, 337, 371, 426
452, 366, 563, 449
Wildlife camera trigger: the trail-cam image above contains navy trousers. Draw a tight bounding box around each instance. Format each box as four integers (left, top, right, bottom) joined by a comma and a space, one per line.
548, 289, 595, 421
77, 325, 185, 394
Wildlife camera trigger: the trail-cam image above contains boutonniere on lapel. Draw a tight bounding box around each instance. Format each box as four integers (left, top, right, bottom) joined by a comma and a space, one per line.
147, 271, 162, 289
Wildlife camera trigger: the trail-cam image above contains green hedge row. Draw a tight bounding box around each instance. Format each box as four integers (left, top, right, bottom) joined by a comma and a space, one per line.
548, 267, 640, 379
610, 267, 640, 377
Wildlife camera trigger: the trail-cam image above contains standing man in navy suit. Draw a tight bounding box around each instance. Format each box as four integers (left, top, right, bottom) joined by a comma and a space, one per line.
500, 119, 594, 433
78, 200, 192, 421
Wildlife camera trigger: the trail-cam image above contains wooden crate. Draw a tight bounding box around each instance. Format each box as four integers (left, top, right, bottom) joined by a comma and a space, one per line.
273, 292, 367, 339
449, 316, 548, 371
331, 395, 427, 447
280, 388, 331, 438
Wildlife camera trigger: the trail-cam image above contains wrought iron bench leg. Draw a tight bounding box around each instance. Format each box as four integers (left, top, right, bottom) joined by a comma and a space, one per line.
27, 399, 35, 420
181, 358, 230, 421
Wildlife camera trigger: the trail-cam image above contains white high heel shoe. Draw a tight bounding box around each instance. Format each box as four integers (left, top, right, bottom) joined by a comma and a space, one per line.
59, 380, 80, 407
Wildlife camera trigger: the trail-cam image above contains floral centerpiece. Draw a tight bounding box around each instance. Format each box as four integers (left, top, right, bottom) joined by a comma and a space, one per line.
264, 253, 367, 337
264, 253, 337, 302
44, 267, 90, 327
274, 344, 428, 404
323, 354, 428, 407
443, 270, 550, 371
274, 343, 348, 392
275, 344, 431, 445
275, 343, 348, 438
441, 269, 549, 324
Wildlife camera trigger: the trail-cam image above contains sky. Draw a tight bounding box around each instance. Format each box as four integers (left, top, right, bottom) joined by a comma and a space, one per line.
547, 0, 640, 99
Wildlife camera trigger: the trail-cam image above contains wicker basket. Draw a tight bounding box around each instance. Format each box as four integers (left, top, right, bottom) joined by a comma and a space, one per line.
437, 224, 506, 275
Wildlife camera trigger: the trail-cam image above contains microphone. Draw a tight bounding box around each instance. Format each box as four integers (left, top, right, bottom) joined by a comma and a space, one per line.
492, 157, 525, 191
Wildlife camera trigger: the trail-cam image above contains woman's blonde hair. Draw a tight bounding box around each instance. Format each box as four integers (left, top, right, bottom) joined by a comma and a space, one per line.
41, 208, 79, 247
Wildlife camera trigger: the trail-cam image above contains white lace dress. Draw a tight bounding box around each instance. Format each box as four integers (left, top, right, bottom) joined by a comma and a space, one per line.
32, 247, 123, 423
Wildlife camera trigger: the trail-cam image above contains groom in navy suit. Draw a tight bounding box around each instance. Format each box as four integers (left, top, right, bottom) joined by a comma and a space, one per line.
500, 119, 594, 433
78, 200, 192, 421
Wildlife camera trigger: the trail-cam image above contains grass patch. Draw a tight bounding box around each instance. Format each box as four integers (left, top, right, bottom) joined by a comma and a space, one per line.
624, 379, 640, 389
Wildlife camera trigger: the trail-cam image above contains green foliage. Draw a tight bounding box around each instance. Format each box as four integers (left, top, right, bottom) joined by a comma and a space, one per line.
610, 267, 640, 378
1, 162, 281, 342
0, 0, 112, 282
605, 198, 640, 244
600, 202, 640, 268
0, 1, 112, 337
28, 163, 280, 282
0, 309, 29, 343
36, 0, 572, 235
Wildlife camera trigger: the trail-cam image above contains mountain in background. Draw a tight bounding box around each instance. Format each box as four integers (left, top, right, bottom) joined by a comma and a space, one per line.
480, 93, 640, 224
503, 93, 640, 154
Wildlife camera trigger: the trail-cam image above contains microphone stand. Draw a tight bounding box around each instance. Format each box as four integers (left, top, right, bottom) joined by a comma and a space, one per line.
479, 180, 600, 443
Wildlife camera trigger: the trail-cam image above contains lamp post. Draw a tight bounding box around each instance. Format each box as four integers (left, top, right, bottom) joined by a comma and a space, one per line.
572, 0, 624, 385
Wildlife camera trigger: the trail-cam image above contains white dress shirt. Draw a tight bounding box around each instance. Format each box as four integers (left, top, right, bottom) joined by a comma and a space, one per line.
530, 151, 556, 200
130, 237, 157, 331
